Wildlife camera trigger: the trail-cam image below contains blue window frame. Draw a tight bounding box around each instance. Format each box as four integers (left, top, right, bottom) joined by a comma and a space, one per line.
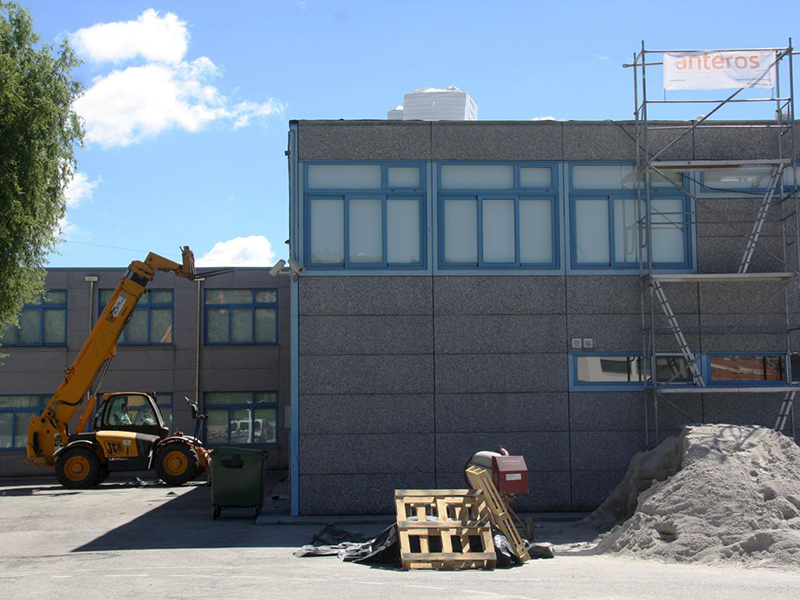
704, 352, 787, 387
303, 161, 427, 269
99, 289, 174, 346
568, 163, 692, 271
204, 392, 278, 446
0, 395, 46, 450
568, 353, 692, 391
204, 289, 278, 345
437, 162, 559, 269
0, 291, 67, 347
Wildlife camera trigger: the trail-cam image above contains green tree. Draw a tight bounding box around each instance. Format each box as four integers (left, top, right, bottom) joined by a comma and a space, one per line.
0, 1, 84, 347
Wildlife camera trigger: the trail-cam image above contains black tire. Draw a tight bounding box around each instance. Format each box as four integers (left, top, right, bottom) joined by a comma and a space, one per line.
155, 443, 199, 486
55, 447, 101, 489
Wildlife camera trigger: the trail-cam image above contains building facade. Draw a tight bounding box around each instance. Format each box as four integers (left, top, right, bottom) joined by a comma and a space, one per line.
288, 119, 800, 515
0, 267, 290, 477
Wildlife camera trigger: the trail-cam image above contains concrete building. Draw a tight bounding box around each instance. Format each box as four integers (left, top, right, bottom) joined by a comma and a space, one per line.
0, 267, 290, 477
288, 119, 800, 515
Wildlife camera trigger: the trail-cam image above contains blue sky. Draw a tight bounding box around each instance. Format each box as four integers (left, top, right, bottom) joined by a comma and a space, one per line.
23, 0, 800, 267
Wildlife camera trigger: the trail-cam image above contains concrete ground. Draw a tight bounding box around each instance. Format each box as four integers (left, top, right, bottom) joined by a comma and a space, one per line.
1, 475, 800, 600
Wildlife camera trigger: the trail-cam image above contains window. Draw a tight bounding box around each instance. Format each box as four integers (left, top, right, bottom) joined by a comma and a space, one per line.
0, 396, 45, 450
708, 354, 785, 385
204, 392, 278, 446
570, 354, 692, 390
154, 393, 173, 433
699, 165, 796, 195
0, 291, 67, 347
305, 162, 426, 268
438, 163, 558, 269
569, 164, 691, 270
99, 289, 173, 345
205, 289, 277, 345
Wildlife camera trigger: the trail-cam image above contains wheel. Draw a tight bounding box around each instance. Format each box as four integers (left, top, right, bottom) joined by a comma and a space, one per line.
155, 443, 199, 486
55, 447, 101, 489
213, 507, 221, 520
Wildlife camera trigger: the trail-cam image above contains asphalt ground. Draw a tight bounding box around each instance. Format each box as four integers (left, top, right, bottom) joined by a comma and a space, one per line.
1, 475, 800, 599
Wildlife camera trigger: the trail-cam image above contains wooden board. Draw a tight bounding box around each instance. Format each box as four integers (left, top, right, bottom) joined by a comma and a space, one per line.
465, 465, 530, 562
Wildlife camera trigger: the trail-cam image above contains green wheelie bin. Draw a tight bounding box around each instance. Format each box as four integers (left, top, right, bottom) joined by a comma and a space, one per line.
211, 447, 267, 519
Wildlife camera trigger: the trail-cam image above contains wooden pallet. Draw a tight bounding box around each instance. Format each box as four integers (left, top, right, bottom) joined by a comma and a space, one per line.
465, 466, 530, 562
394, 489, 496, 570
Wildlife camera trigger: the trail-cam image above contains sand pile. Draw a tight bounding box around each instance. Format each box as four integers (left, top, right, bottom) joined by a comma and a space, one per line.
585, 424, 800, 567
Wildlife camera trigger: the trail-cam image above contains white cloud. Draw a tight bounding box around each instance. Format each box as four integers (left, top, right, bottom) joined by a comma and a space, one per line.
70, 9, 188, 64
58, 216, 80, 240
531, 116, 556, 121
596, 54, 610, 62
70, 10, 286, 148
197, 236, 277, 267
64, 171, 101, 209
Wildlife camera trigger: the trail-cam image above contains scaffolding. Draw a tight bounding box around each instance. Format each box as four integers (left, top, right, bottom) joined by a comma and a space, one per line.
626, 42, 799, 446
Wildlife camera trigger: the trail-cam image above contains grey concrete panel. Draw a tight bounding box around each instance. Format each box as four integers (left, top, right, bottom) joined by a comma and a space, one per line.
698, 281, 787, 314
567, 314, 640, 352
694, 125, 780, 160
173, 307, 196, 332
435, 393, 569, 432
570, 392, 645, 431
0, 371, 67, 394
0, 349, 67, 373
571, 470, 627, 511
697, 235, 785, 273
299, 473, 436, 515
435, 470, 571, 512
435, 315, 566, 354
648, 394, 704, 431
299, 433, 434, 475
699, 332, 787, 352
202, 367, 282, 391
298, 121, 431, 161
570, 430, 646, 471
300, 355, 433, 394
299, 276, 432, 316
563, 124, 636, 161
435, 431, 570, 472
202, 346, 280, 370
696, 197, 782, 238
434, 276, 566, 315
431, 122, 563, 161
101, 370, 174, 391
435, 353, 568, 393
645, 124, 696, 162
703, 393, 786, 427
107, 348, 175, 371
299, 394, 434, 434
45, 271, 70, 288
567, 277, 698, 315
299, 316, 433, 355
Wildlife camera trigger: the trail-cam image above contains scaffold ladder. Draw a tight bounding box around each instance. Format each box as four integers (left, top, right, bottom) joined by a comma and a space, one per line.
774, 391, 795, 432
651, 279, 705, 386
738, 164, 786, 274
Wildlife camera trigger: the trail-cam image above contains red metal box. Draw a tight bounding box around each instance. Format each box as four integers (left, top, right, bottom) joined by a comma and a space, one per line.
491, 455, 529, 495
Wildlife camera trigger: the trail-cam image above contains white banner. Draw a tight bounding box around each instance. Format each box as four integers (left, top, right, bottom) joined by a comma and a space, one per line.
663, 51, 775, 90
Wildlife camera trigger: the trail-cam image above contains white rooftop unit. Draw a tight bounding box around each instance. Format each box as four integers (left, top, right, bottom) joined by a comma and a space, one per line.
387, 86, 477, 121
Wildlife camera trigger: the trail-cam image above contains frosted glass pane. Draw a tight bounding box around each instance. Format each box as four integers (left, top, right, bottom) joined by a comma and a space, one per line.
255, 308, 277, 343
444, 199, 477, 264
254, 408, 277, 443
651, 198, 685, 263
124, 310, 148, 344
573, 165, 636, 189
387, 200, 420, 264
150, 309, 173, 344
150, 290, 172, 304
207, 309, 229, 343
231, 409, 253, 443
520, 168, 551, 188
18, 311, 40, 344
575, 200, 609, 264
206, 410, 228, 444
15, 412, 36, 448
349, 199, 382, 263
310, 200, 344, 264
519, 200, 552, 263
43, 309, 66, 344
613, 198, 639, 264
0, 414, 11, 449
44, 291, 66, 304
231, 309, 253, 343
440, 165, 514, 189
387, 167, 419, 188
482, 199, 515, 263
307, 164, 381, 189
206, 289, 252, 304
704, 167, 773, 190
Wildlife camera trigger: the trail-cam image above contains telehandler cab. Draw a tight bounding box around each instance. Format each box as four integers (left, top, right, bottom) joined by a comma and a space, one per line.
25, 247, 221, 489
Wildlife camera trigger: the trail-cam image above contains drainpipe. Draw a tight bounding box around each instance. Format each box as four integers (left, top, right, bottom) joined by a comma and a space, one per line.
195, 278, 205, 406
84, 276, 98, 403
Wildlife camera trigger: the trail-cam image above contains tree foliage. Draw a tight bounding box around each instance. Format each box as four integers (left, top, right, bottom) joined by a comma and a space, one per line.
0, 1, 84, 340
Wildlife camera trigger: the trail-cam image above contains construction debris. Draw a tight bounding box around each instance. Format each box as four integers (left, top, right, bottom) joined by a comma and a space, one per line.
585, 424, 800, 567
